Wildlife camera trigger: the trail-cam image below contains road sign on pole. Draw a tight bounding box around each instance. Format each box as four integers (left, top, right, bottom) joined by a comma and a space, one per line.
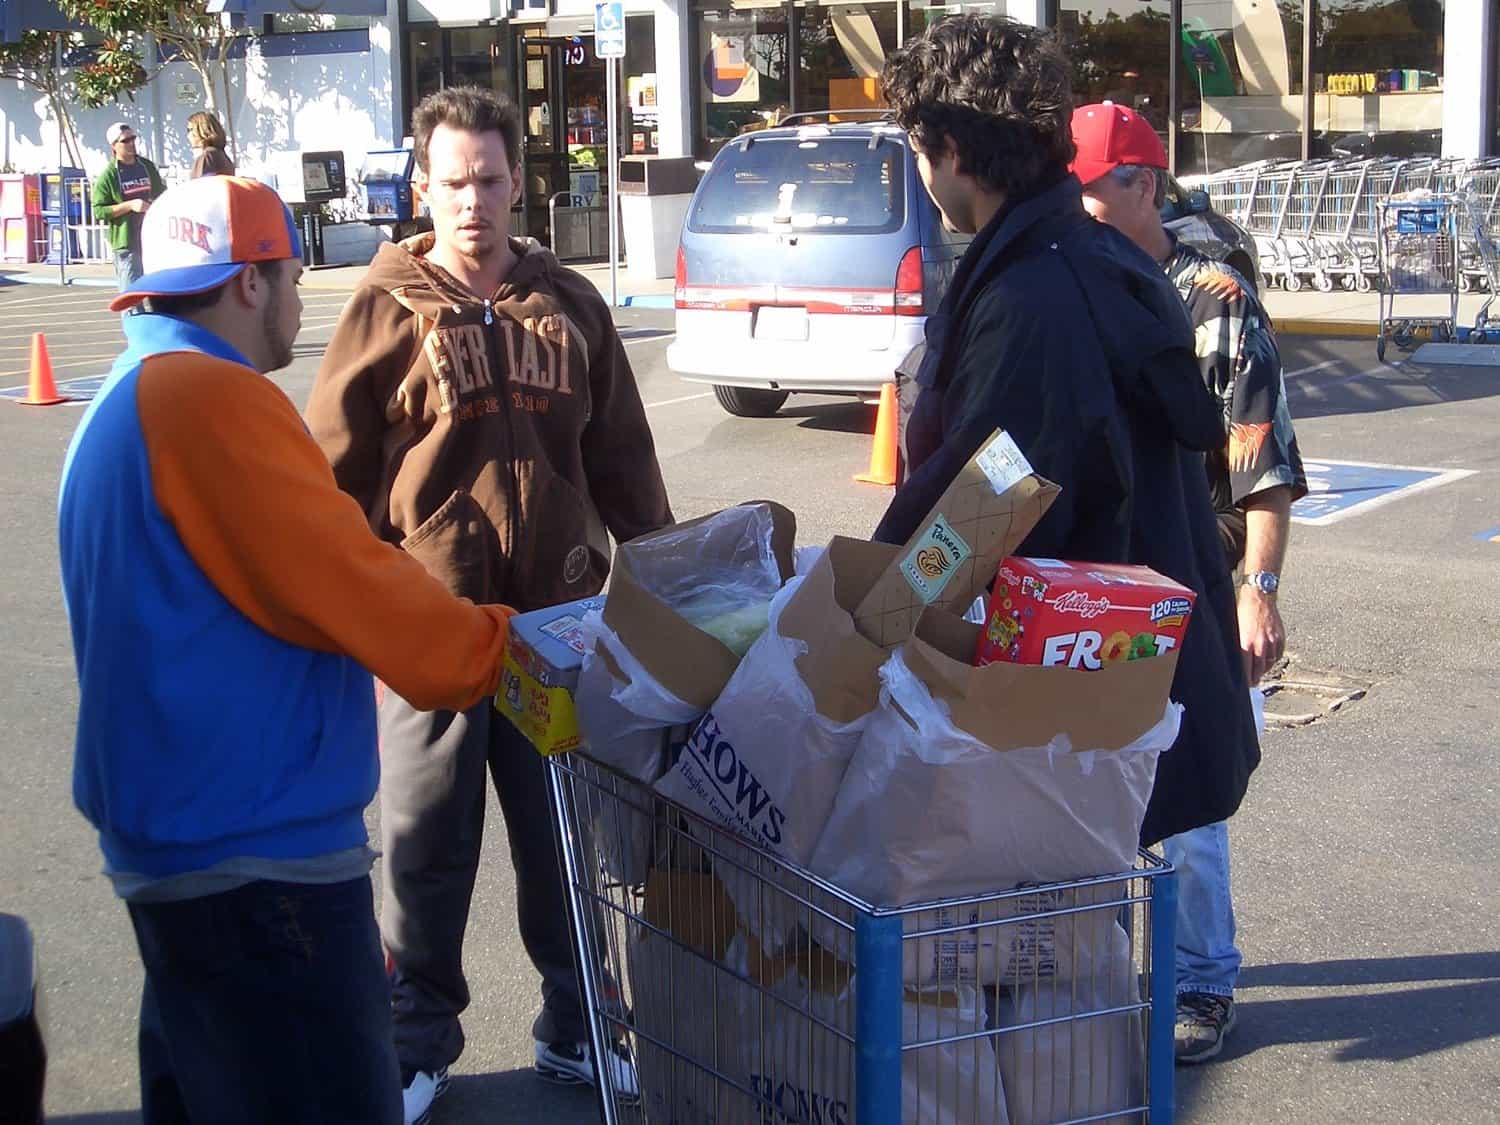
597, 1, 624, 306
594, 0, 625, 58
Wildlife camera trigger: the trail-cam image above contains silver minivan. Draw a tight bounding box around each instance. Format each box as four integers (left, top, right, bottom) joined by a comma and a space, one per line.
668, 114, 963, 417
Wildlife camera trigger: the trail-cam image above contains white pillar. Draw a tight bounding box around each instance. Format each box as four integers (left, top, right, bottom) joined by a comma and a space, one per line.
1002, 0, 1046, 27
379, 0, 404, 146
1442, 0, 1491, 159
654, 0, 694, 157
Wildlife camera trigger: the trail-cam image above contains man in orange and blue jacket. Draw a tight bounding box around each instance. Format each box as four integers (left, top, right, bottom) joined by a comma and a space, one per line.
57, 175, 516, 1125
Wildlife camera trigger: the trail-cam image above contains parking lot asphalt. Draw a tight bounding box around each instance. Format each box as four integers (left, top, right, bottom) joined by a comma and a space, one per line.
2, 279, 1498, 1124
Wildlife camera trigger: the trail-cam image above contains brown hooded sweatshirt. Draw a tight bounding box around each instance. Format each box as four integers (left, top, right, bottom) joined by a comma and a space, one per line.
306, 234, 672, 612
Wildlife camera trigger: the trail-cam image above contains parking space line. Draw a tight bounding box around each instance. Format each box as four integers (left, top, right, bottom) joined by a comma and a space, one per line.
644, 392, 710, 409
1284, 359, 1343, 377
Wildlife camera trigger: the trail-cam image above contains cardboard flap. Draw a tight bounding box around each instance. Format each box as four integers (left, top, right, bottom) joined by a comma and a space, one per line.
603, 502, 797, 711
777, 537, 901, 725
906, 608, 1180, 752
852, 431, 1060, 651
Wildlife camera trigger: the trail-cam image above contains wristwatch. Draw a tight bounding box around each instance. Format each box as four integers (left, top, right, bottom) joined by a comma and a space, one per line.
1242, 570, 1280, 595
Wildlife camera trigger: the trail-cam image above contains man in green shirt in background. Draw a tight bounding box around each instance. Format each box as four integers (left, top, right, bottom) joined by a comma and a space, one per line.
91, 121, 166, 296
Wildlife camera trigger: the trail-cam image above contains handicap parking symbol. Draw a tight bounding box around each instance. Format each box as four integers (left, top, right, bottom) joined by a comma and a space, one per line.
1293, 459, 1476, 526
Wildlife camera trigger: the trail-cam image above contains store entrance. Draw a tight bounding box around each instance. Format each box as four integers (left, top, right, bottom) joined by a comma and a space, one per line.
517, 35, 611, 256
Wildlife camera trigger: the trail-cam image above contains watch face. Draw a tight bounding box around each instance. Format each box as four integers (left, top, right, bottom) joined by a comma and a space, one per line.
1249, 572, 1278, 593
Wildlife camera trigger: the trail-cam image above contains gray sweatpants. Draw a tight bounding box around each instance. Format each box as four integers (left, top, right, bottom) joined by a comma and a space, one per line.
378, 690, 587, 1073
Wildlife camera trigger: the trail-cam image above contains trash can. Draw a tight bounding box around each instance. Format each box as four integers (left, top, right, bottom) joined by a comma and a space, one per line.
616, 156, 700, 281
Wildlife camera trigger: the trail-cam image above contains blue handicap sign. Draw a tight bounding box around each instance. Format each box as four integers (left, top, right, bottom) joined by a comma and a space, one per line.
0, 374, 105, 404
594, 0, 625, 57
1293, 459, 1474, 526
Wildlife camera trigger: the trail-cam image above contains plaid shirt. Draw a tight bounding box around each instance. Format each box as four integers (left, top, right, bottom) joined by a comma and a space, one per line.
1165, 239, 1307, 565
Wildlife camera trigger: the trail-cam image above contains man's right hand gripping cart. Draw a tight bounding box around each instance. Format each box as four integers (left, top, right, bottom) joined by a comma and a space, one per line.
501, 431, 1193, 1125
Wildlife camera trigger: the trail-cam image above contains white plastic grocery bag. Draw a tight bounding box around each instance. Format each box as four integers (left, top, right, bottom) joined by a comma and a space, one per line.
809, 648, 1182, 908
993, 922, 1141, 1125
573, 613, 702, 883
654, 576, 873, 945
730, 935, 1008, 1125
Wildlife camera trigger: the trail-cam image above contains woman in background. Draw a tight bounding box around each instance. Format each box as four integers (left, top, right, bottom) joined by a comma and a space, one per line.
188, 112, 235, 178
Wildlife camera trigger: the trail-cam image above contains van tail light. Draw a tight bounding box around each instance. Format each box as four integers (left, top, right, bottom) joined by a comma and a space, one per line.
674, 246, 687, 308
894, 246, 925, 315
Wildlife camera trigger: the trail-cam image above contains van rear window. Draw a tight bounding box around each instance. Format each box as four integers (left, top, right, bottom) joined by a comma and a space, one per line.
688, 135, 906, 235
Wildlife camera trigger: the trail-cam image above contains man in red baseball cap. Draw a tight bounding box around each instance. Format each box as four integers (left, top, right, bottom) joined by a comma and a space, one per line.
1072, 101, 1308, 1066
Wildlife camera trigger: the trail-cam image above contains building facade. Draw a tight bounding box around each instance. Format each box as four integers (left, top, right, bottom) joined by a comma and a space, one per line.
0, 0, 1494, 243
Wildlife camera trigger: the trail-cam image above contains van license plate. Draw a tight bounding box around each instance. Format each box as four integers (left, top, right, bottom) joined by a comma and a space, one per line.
754, 306, 809, 342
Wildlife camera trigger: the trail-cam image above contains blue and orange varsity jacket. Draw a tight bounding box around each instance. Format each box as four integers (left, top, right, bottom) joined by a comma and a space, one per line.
58, 313, 512, 886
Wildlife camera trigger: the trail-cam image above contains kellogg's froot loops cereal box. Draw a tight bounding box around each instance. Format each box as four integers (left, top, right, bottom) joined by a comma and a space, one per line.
975, 558, 1196, 669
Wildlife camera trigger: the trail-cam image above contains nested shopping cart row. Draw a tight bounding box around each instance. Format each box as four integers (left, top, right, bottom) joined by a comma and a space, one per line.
1197, 156, 1500, 296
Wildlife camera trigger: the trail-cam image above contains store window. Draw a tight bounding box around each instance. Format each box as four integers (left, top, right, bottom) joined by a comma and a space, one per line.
625, 16, 660, 155
1056, 0, 1173, 155
1177, 0, 1306, 176
693, 7, 792, 157
405, 26, 514, 132
796, 2, 900, 114
1315, 0, 1443, 159
408, 28, 444, 109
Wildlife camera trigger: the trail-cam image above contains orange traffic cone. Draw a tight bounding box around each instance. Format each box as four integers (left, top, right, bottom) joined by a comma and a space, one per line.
18, 333, 67, 407
854, 382, 898, 485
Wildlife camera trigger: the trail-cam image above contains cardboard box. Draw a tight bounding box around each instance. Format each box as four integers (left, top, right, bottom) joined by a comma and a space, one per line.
976, 559, 1195, 670
851, 431, 1058, 651
495, 595, 606, 755
602, 502, 797, 712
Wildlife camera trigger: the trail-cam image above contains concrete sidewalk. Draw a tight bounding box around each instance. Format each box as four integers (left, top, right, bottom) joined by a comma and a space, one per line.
1260, 287, 1493, 337
10, 258, 1498, 331
0, 257, 676, 307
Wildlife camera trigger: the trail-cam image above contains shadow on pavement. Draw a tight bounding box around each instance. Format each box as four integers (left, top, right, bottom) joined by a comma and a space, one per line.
1286, 358, 1500, 421
444, 1067, 603, 1122
785, 400, 874, 435
45, 1114, 139, 1124
1204, 952, 1500, 1067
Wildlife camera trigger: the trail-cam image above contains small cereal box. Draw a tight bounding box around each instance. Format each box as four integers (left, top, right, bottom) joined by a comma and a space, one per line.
496, 596, 605, 755
975, 558, 1195, 669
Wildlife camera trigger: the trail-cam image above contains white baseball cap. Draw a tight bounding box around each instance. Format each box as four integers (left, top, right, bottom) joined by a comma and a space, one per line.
109, 176, 302, 312
105, 122, 135, 145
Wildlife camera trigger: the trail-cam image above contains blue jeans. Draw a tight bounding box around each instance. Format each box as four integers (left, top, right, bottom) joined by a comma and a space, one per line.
1161, 820, 1241, 998
114, 247, 143, 318
113, 246, 142, 289
127, 877, 402, 1125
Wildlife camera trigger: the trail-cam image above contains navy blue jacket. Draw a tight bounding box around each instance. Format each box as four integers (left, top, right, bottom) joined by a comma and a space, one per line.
876, 175, 1259, 845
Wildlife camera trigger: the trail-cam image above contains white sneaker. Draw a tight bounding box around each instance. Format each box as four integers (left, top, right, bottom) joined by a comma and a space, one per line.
534, 1039, 641, 1102
401, 1065, 450, 1125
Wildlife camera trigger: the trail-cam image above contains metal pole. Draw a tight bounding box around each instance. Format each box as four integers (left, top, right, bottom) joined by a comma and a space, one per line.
1168, 0, 1181, 174
56, 35, 67, 287
1148, 867, 1179, 1122
1302, 0, 1316, 162
607, 54, 619, 308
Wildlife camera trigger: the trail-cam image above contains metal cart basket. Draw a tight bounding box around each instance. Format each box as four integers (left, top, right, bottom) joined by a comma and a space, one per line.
1376, 197, 1459, 360
547, 749, 1178, 1125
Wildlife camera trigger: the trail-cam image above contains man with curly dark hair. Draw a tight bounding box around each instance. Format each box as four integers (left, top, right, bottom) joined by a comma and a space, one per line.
875, 16, 1261, 867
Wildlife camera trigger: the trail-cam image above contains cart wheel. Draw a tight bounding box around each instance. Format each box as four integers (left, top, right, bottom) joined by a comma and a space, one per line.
1479, 277, 1491, 292
1394, 332, 1413, 350
1459, 274, 1474, 293
1376, 335, 1387, 361
1340, 275, 1356, 291
1315, 274, 1335, 293
1355, 273, 1374, 293
1286, 273, 1303, 292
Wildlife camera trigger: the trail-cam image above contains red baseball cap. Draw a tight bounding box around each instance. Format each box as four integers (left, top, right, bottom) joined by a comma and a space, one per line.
1070, 102, 1168, 186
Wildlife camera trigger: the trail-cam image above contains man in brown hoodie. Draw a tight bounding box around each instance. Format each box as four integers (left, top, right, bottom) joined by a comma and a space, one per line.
305, 86, 672, 1124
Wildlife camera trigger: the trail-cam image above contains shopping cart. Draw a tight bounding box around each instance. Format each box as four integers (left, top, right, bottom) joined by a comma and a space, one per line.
1376, 196, 1459, 361
547, 748, 1178, 1125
